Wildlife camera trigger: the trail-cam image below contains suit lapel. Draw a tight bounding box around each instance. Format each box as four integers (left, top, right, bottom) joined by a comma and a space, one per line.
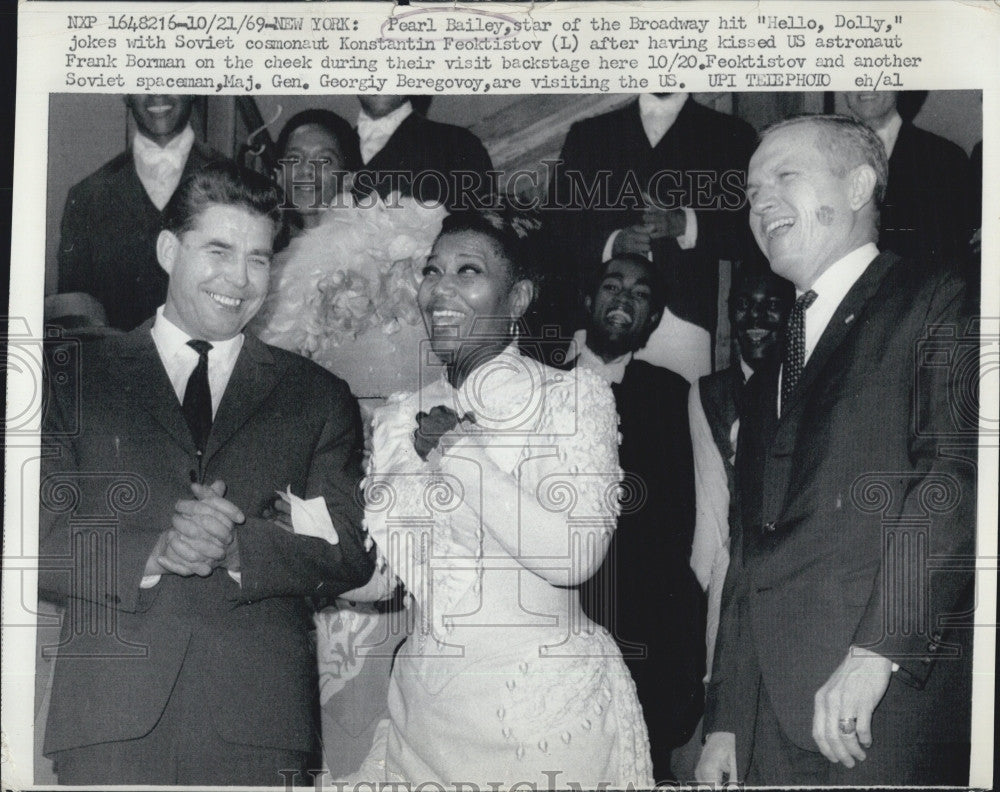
779, 252, 898, 421
110, 322, 196, 453
204, 335, 280, 462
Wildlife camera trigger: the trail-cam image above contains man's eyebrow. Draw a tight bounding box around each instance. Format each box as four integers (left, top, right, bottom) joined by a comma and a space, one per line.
202, 238, 234, 249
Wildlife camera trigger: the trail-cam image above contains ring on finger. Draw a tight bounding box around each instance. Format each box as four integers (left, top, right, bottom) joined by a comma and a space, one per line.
838, 717, 857, 735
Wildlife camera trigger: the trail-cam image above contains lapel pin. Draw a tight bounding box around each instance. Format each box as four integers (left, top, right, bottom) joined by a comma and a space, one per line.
845, 314, 855, 325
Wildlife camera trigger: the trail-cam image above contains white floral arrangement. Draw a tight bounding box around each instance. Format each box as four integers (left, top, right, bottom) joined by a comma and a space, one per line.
254, 194, 448, 385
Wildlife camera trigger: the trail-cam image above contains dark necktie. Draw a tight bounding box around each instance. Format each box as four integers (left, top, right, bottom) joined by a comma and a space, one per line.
781, 290, 818, 414
182, 340, 213, 452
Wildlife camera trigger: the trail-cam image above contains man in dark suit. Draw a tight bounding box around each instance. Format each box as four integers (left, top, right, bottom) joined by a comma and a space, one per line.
351, 95, 493, 210
689, 265, 793, 683
39, 162, 375, 785
57, 94, 225, 331
548, 94, 760, 381
569, 253, 702, 782
697, 115, 975, 785
843, 91, 973, 270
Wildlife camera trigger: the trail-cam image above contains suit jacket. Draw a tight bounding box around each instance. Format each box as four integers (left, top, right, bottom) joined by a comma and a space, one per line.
352, 113, 493, 210
57, 141, 224, 331
705, 253, 975, 778
548, 98, 760, 339
39, 325, 375, 757
880, 121, 972, 269
577, 360, 704, 755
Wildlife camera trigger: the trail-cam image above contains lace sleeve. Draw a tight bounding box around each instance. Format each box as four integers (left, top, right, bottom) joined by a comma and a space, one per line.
529, 365, 624, 524
443, 364, 624, 586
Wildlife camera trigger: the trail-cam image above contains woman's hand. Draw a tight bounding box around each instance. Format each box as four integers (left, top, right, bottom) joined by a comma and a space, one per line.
412, 406, 476, 460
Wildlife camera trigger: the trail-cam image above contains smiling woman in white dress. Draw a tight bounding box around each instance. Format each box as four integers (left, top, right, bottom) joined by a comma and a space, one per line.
343, 210, 654, 788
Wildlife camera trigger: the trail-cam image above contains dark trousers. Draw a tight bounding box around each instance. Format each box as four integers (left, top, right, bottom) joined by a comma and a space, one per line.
744, 672, 971, 786
52, 658, 312, 786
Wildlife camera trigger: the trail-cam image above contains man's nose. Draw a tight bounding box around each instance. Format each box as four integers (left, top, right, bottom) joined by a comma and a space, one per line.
750, 186, 777, 214
224, 256, 250, 287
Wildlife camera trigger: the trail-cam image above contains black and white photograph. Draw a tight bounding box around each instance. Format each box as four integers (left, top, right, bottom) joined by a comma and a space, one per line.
4, 3, 997, 790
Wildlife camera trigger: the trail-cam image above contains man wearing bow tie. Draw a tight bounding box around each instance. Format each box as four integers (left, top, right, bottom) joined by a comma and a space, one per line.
56, 95, 226, 330
697, 115, 975, 785
569, 253, 703, 782
39, 162, 375, 785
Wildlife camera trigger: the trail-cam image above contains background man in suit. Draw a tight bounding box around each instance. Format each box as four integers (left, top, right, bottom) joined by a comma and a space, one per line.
696, 115, 975, 785
352, 95, 493, 209
843, 91, 973, 271
39, 162, 375, 785
689, 265, 794, 683
569, 253, 702, 782
57, 94, 225, 331
548, 94, 760, 381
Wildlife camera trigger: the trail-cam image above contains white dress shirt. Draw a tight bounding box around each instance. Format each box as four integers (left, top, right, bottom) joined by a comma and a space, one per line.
150, 306, 245, 417
777, 242, 879, 412
568, 329, 632, 384
132, 125, 195, 211
142, 306, 244, 587
357, 100, 412, 165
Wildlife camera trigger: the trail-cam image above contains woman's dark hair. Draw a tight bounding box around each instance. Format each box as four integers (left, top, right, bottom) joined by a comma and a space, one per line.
436, 208, 543, 287
275, 108, 361, 171
163, 160, 280, 235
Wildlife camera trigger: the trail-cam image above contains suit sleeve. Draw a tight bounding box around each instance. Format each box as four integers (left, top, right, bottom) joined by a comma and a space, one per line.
549, 121, 629, 271
851, 273, 976, 686
688, 122, 761, 268
38, 355, 163, 615
232, 376, 376, 602
56, 182, 93, 295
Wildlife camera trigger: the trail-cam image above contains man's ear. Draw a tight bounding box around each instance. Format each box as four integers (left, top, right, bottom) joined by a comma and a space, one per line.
156, 229, 179, 276
508, 279, 535, 320
584, 294, 593, 314
848, 164, 877, 211
647, 311, 662, 332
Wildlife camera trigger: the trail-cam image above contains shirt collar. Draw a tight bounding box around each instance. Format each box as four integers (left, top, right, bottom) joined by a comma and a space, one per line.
150, 305, 244, 361
132, 125, 194, 165
638, 93, 689, 146
871, 110, 903, 158
357, 101, 413, 163
805, 242, 879, 302
569, 328, 632, 384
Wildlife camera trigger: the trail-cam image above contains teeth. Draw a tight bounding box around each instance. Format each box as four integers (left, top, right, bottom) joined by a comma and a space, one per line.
147, 104, 173, 113
744, 329, 769, 342
765, 217, 795, 237
209, 292, 242, 308
431, 310, 464, 320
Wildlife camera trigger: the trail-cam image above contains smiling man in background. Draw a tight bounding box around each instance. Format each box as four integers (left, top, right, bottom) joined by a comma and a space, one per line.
56, 94, 226, 330
570, 253, 703, 782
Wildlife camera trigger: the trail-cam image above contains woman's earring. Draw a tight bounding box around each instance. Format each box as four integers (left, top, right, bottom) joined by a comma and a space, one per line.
508, 317, 520, 338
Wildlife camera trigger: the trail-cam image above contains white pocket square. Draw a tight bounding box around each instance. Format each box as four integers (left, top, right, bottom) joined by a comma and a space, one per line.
280, 487, 339, 545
